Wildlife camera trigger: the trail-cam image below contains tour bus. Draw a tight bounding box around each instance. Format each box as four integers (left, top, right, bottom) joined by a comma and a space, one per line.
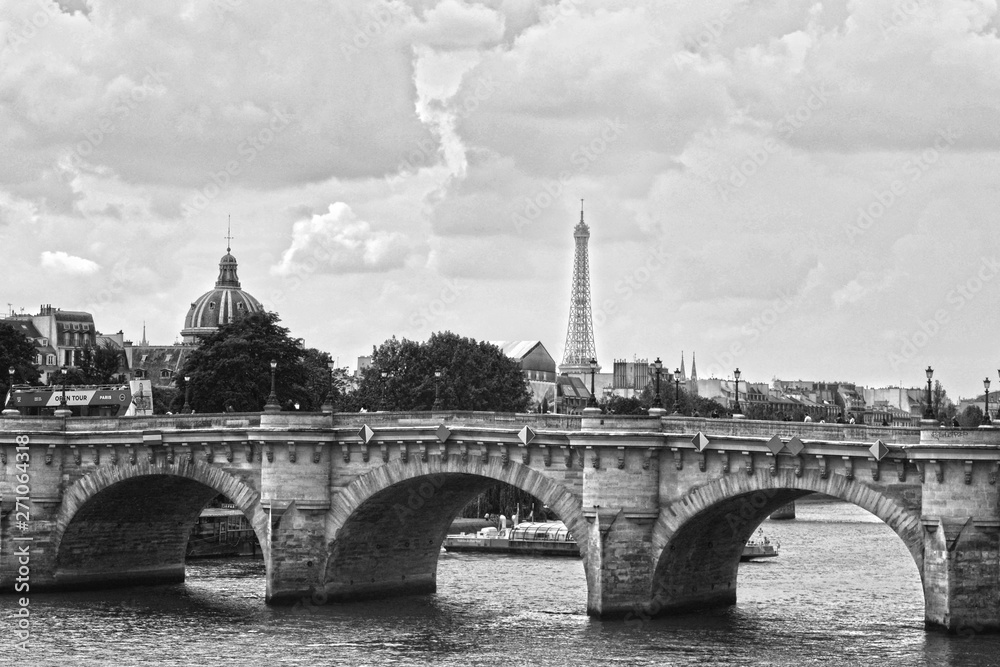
4, 379, 154, 417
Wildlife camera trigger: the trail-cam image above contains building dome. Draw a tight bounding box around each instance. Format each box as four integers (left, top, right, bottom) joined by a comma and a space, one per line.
180, 248, 263, 344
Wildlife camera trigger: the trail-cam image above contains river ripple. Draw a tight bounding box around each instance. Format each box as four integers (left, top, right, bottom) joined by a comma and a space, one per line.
7, 501, 1000, 666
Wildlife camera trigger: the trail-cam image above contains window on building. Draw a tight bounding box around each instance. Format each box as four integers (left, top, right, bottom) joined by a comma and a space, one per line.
47, 354, 55, 365
209, 302, 216, 310
160, 369, 172, 379
237, 302, 245, 310
134, 370, 145, 379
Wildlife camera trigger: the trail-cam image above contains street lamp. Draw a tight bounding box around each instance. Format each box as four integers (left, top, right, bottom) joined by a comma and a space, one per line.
3, 366, 17, 417
985, 377, 992, 425
321, 361, 336, 414
433, 369, 443, 410
924, 366, 934, 420
264, 360, 280, 412
733, 368, 742, 414
182, 375, 192, 414
673, 367, 682, 414
588, 358, 598, 408
651, 357, 663, 409
54, 365, 71, 418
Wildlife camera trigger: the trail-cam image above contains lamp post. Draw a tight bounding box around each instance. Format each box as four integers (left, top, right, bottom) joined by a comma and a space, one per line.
3, 366, 18, 417
985, 377, 992, 425
433, 369, 443, 410
182, 376, 192, 414
264, 360, 280, 412
588, 358, 598, 408
54, 365, 71, 417
924, 366, 934, 420
651, 357, 663, 409
321, 361, 336, 414
673, 367, 682, 414
733, 368, 742, 415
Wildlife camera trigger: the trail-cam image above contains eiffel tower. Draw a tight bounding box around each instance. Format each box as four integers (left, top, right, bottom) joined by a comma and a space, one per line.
559, 202, 599, 374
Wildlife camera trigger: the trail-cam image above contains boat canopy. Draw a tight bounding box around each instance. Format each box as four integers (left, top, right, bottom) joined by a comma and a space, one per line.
509, 521, 574, 542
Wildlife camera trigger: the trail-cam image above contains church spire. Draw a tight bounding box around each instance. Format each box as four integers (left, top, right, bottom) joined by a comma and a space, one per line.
690, 351, 698, 381
679, 351, 686, 381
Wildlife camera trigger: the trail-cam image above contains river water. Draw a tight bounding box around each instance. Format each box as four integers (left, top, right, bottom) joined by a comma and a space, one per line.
7, 501, 1000, 666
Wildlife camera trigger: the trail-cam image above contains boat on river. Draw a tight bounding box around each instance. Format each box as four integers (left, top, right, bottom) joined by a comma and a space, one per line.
443, 521, 779, 561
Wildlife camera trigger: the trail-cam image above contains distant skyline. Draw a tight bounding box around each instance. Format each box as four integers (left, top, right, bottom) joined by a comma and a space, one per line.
2, 1, 999, 399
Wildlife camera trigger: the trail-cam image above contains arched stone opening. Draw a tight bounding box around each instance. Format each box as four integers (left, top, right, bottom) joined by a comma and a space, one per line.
319, 459, 589, 603
648, 470, 924, 616
52, 462, 267, 591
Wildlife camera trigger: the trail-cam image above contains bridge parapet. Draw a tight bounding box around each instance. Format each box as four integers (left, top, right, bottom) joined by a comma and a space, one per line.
662, 416, 921, 444
0, 413, 262, 433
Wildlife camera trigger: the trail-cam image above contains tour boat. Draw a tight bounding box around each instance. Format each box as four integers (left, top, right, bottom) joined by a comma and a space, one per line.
443, 521, 779, 561
186, 506, 259, 558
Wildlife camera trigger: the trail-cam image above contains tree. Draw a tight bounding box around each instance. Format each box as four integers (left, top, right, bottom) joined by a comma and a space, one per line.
177, 311, 312, 413
352, 332, 531, 412
959, 404, 984, 428
71, 341, 126, 385
0, 323, 41, 397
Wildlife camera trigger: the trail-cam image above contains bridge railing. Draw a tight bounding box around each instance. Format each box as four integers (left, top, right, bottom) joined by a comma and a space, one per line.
0, 413, 262, 433
660, 416, 922, 444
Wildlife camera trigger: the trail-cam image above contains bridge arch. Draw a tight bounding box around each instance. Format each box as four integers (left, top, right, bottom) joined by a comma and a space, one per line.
319, 457, 590, 602
51, 460, 268, 590
648, 469, 924, 615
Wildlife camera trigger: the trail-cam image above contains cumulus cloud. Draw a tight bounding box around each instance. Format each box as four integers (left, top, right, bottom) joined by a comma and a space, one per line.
40, 250, 100, 274
272, 203, 413, 276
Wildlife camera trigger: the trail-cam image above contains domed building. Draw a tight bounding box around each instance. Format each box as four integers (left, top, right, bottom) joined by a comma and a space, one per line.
180, 245, 263, 344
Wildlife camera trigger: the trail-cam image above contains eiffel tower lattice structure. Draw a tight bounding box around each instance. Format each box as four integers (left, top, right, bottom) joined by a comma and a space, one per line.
559, 204, 600, 374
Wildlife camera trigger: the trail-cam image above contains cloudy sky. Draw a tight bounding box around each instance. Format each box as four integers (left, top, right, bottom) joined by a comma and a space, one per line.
2, 0, 999, 398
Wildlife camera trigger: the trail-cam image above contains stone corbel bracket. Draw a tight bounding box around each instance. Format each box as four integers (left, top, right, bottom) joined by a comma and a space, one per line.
418, 441, 427, 463
106, 444, 118, 465
266, 443, 274, 463
380, 442, 389, 463
964, 460, 973, 485
313, 443, 323, 464
794, 454, 804, 477
520, 444, 529, 465
460, 441, 469, 464
562, 446, 572, 468
226, 443, 234, 463
588, 446, 599, 469
500, 443, 509, 467
720, 450, 730, 474
869, 458, 880, 481
896, 459, 906, 482
817, 455, 827, 480
990, 461, 1000, 485
204, 442, 213, 464
245, 442, 254, 463
672, 448, 682, 471
766, 452, 776, 476
89, 443, 100, 465
617, 446, 626, 470
698, 451, 707, 473
742, 451, 753, 476
842, 456, 853, 481
166, 445, 174, 464
397, 441, 407, 463
643, 447, 656, 471
543, 445, 551, 467
46, 444, 56, 465
479, 441, 488, 465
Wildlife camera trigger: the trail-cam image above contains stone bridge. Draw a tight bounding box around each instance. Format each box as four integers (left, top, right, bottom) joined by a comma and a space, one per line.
2, 411, 999, 633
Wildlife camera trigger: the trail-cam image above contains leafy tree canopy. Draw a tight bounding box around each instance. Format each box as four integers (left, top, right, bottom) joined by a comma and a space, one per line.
350, 331, 531, 412
0, 323, 41, 394
177, 311, 313, 412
